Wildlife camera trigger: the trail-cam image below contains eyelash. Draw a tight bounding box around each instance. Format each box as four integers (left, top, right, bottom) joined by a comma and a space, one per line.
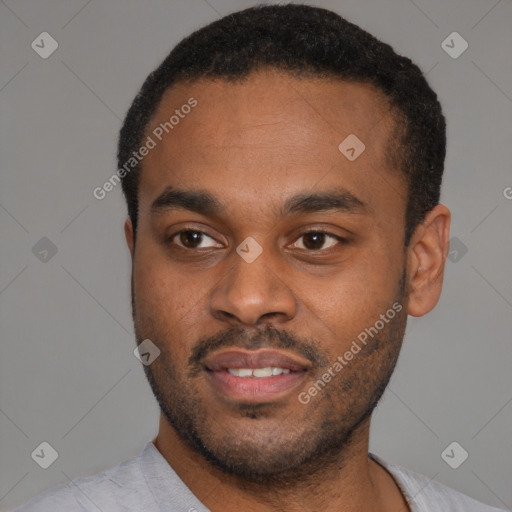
167, 229, 348, 252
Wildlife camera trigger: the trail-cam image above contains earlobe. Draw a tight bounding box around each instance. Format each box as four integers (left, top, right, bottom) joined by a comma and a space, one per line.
124, 218, 134, 257
406, 204, 451, 317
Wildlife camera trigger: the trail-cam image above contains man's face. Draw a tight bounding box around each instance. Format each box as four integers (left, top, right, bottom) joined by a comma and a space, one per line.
129, 71, 410, 478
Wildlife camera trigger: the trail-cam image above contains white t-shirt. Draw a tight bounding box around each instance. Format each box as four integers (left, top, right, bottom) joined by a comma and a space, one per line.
11, 441, 506, 511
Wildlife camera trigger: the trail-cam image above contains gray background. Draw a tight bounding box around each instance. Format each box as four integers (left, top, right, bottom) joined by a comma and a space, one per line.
1, 0, 511, 510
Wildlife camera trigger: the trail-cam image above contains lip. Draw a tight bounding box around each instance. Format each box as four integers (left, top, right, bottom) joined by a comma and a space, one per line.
203, 349, 312, 403
203, 348, 312, 372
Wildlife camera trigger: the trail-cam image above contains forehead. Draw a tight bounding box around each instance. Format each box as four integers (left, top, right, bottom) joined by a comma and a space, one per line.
138, 70, 405, 218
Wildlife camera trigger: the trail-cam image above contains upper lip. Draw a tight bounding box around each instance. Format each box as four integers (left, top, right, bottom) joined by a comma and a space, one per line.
203, 349, 312, 372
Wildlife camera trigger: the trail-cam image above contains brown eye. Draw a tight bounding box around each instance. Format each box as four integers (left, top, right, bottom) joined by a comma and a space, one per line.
293, 231, 344, 251
170, 230, 220, 249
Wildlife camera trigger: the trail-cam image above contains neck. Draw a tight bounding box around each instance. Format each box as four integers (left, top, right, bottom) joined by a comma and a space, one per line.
154, 414, 409, 512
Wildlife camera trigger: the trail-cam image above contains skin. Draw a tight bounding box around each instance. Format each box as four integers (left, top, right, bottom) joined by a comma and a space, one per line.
124, 70, 451, 512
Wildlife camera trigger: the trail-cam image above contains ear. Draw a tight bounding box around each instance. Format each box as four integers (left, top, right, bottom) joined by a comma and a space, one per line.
406, 204, 451, 317
124, 217, 135, 258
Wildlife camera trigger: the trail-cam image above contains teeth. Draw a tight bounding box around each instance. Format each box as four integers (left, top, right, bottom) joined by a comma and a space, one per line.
227, 367, 291, 378
253, 367, 272, 377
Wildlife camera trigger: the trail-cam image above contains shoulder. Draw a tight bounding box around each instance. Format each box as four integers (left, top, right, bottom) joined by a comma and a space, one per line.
10, 480, 84, 512
10, 448, 153, 512
370, 453, 507, 512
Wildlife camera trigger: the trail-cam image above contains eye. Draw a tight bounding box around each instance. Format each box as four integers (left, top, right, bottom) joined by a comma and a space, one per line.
169, 229, 222, 250
292, 231, 346, 251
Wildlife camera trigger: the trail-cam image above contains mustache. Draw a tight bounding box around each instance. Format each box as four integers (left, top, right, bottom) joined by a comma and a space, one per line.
188, 325, 329, 373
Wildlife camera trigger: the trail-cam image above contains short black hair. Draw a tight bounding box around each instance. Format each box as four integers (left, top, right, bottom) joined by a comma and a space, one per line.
118, 3, 445, 245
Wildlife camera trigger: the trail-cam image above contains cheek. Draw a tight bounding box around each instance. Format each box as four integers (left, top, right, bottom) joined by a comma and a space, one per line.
133, 258, 199, 366
132, 241, 222, 349
133, 242, 194, 327
292, 256, 402, 347
135, 263, 178, 313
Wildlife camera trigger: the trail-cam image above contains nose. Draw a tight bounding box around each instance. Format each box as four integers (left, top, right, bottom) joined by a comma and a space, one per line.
209, 244, 298, 327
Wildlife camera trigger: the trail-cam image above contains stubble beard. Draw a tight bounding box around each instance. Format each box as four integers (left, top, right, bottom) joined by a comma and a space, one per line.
133, 272, 408, 485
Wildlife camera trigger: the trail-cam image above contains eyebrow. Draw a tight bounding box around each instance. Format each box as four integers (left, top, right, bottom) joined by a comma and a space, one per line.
151, 187, 223, 216
150, 186, 367, 218
281, 189, 366, 216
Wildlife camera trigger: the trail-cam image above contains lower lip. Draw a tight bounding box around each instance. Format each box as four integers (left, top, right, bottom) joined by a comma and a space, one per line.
206, 370, 308, 402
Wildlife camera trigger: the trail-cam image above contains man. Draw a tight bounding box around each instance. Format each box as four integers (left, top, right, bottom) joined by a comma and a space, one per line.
13, 4, 506, 511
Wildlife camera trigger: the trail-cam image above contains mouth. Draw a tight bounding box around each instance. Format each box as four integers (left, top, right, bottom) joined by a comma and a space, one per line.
202, 349, 312, 403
